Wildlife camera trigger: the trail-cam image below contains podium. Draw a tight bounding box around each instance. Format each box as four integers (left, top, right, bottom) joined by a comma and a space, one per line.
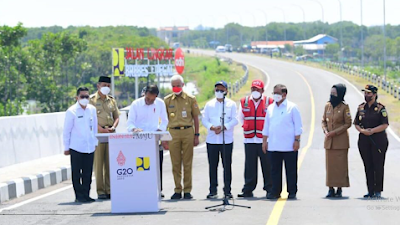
96, 131, 171, 213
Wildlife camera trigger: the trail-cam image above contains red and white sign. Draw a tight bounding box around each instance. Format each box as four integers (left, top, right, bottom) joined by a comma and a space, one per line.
175, 48, 185, 75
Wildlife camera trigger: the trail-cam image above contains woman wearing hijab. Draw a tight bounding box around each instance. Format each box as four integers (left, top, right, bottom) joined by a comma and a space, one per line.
322, 84, 352, 198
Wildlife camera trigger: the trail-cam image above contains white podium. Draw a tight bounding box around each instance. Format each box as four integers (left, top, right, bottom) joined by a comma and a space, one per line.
96, 132, 171, 213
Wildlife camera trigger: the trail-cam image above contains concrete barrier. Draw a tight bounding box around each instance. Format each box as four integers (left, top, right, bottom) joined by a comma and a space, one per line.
0, 111, 128, 169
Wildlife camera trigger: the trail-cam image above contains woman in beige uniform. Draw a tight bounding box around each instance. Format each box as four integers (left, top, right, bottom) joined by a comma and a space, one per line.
322, 84, 352, 198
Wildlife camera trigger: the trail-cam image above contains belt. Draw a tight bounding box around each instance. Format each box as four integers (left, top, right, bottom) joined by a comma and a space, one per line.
170, 126, 192, 130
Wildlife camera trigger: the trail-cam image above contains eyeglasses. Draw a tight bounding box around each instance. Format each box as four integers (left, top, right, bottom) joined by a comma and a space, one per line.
215, 89, 225, 93
79, 95, 90, 99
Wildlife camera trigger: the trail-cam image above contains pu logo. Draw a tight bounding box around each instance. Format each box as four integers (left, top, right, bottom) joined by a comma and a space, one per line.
112, 48, 125, 76
136, 157, 150, 171
253, 81, 262, 86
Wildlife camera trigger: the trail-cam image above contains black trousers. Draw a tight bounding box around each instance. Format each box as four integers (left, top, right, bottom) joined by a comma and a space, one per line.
70, 149, 94, 200
159, 148, 163, 191
242, 143, 272, 193
269, 151, 298, 195
207, 143, 233, 195
358, 134, 388, 193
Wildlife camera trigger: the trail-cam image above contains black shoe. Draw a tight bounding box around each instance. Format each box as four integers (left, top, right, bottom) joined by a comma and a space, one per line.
267, 193, 281, 199
207, 193, 218, 199
85, 197, 96, 202
161, 193, 165, 198
363, 193, 375, 198
288, 194, 296, 199
375, 192, 382, 198
183, 193, 193, 199
237, 192, 253, 198
106, 194, 111, 199
225, 193, 233, 199
98, 194, 107, 199
75, 198, 88, 203
335, 188, 342, 198
171, 192, 182, 199
326, 189, 335, 198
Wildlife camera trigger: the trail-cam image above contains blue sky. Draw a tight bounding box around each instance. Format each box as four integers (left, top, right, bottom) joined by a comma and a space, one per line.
0, 0, 397, 28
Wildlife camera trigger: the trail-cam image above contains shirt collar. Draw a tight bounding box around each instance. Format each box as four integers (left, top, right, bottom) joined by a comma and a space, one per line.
96, 91, 109, 101
172, 91, 187, 100
276, 99, 287, 106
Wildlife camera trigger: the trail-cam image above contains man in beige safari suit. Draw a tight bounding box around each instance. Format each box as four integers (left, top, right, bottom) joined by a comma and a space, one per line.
89, 76, 120, 199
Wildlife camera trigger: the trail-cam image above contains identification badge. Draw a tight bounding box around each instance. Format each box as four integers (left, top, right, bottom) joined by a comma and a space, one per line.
243, 108, 250, 112
182, 111, 187, 118
359, 115, 363, 121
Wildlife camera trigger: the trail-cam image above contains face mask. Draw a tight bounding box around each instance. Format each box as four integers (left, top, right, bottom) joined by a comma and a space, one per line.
273, 94, 283, 102
365, 95, 373, 102
100, 86, 110, 95
215, 91, 225, 99
173, 87, 182, 95
251, 91, 261, 99
78, 99, 89, 106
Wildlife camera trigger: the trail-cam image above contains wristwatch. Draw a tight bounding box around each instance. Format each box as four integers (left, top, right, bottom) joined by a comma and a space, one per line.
194, 133, 200, 137
294, 139, 300, 142
111, 127, 116, 131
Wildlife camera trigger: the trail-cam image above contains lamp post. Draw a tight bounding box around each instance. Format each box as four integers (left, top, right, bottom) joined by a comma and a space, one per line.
273, 7, 286, 41
383, 0, 387, 82
336, 0, 343, 64
291, 4, 306, 40
256, 9, 268, 42
360, 0, 364, 68
310, 0, 324, 33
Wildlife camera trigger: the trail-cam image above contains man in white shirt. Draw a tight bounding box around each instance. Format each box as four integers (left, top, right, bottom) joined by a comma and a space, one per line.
262, 84, 303, 200
63, 87, 98, 203
202, 81, 238, 199
237, 80, 273, 198
126, 84, 168, 197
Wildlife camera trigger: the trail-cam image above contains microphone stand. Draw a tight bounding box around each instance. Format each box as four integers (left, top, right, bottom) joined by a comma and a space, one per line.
205, 94, 251, 211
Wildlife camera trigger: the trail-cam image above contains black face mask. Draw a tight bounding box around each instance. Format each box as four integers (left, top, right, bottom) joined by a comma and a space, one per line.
365, 95, 373, 102
330, 95, 342, 108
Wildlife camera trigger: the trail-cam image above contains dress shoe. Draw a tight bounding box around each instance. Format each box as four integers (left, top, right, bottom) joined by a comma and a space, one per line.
363, 193, 375, 198
161, 193, 165, 198
183, 193, 193, 199
375, 192, 382, 198
326, 189, 335, 198
237, 192, 253, 198
75, 198, 88, 203
335, 188, 342, 198
98, 194, 107, 199
267, 193, 281, 199
225, 193, 233, 199
206, 193, 218, 199
288, 194, 297, 199
171, 192, 182, 199
85, 197, 96, 202
106, 194, 111, 199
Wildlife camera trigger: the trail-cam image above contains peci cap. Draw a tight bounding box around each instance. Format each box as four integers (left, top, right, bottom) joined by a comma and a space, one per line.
362, 84, 378, 94
99, 76, 111, 83
251, 79, 264, 89
215, 80, 228, 88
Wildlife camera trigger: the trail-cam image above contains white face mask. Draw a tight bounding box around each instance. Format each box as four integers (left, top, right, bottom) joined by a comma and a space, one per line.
251, 91, 261, 99
78, 99, 89, 106
100, 86, 111, 95
215, 91, 225, 99
273, 94, 283, 102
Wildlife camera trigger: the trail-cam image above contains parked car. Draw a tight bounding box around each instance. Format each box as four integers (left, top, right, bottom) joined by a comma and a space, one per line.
215, 46, 226, 53
224, 44, 233, 52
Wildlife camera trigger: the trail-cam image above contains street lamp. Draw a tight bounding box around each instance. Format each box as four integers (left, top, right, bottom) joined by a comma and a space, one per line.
256, 9, 268, 42
360, 0, 364, 68
291, 4, 306, 40
272, 7, 286, 41
309, 0, 324, 33
336, 0, 343, 64
383, 0, 387, 82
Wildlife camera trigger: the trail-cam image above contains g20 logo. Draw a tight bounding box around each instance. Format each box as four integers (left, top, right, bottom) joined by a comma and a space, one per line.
117, 168, 133, 175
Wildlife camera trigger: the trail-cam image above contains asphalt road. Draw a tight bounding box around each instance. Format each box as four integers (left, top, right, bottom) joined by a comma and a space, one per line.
1, 51, 399, 225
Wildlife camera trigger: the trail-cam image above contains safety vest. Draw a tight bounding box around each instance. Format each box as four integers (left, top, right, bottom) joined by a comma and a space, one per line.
240, 96, 273, 138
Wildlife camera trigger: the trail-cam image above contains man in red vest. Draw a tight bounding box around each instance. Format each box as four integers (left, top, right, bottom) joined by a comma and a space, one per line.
237, 79, 273, 198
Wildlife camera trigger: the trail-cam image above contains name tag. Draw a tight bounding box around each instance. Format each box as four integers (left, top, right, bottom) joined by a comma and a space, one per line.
169, 105, 175, 108
78, 116, 83, 118
243, 108, 250, 112
182, 111, 187, 118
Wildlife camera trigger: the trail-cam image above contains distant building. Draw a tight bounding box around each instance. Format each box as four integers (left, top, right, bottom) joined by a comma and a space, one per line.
294, 34, 338, 54
251, 41, 294, 50
157, 26, 190, 45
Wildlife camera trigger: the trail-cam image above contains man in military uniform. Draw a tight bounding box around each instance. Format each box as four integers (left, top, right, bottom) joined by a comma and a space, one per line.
164, 75, 200, 200
89, 76, 120, 199
354, 84, 389, 198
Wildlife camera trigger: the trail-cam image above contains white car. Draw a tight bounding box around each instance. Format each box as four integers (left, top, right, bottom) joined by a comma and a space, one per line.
215, 46, 226, 53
